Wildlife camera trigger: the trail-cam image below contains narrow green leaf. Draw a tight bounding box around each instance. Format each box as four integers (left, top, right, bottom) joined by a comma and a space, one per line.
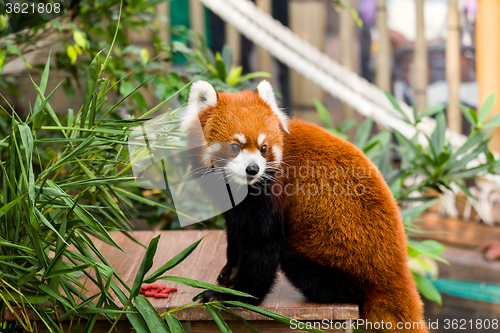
0, 196, 23, 219
413, 274, 442, 305
430, 112, 446, 157
314, 99, 333, 129
354, 118, 373, 149
131, 235, 161, 298
400, 198, 440, 220
459, 103, 476, 126
165, 313, 184, 333
135, 295, 171, 333
419, 104, 445, 119
482, 113, 500, 128
81, 53, 101, 130
478, 93, 496, 124
205, 304, 232, 333
158, 276, 255, 299
144, 236, 205, 283
383, 90, 412, 124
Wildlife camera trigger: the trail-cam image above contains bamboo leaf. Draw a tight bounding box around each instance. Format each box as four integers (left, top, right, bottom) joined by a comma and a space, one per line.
144, 236, 205, 283
135, 295, 171, 333
205, 303, 232, 333
158, 276, 256, 299
478, 93, 496, 124
131, 235, 161, 298
165, 313, 184, 333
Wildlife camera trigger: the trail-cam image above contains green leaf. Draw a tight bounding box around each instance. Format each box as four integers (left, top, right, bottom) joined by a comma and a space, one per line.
235, 71, 272, 85
140, 48, 150, 64
383, 90, 412, 124
145, 236, 205, 283
205, 304, 232, 333
482, 113, 500, 128
400, 198, 440, 220
0, 196, 23, 219
158, 276, 256, 299
430, 112, 446, 157
478, 93, 496, 124
165, 313, 184, 333
67, 46, 78, 65
135, 295, 171, 333
419, 104, 445, 120
215, 52, 227, 81
459, 103, 477, 126
354, 118, 373, 149
44, 263, 93, 279
314, 99, 333, 129
73, 31, 88, 50
81, 52, 101, 130
413, 273, 442, 305
131, 235, 161, 298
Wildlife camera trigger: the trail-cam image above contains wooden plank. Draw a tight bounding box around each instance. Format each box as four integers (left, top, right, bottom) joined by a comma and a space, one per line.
436, 245, 500, 283
411, 212, 500, 248
8, 230, 359, 325
190, 320, 346, 332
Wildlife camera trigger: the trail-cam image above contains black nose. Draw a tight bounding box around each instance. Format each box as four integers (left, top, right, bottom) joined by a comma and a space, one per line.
246, 163, 259, 176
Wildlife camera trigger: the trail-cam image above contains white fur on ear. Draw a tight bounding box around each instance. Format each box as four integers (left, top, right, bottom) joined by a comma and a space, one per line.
181, 80, 217, 132
256, 80, 289, 133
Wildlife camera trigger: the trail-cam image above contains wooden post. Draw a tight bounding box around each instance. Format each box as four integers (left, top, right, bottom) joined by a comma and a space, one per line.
340, 0, 355, 135
446, 0, 461, 133
157, 3, 170, 44
256, 0, 273, 74
289, 0, 327, 124
376, 0, 391, 92
189, 0, 206, 40
477, 0, 500, 151
225, 24, 241, 67
414, 0, 428, 112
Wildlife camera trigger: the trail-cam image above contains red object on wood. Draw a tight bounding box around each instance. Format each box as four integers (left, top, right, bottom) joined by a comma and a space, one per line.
140, 284, 177, 298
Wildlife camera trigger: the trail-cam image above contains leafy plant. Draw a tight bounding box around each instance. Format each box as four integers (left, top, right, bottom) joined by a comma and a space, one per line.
315, 93, 500, 306
0, 52, 328, 332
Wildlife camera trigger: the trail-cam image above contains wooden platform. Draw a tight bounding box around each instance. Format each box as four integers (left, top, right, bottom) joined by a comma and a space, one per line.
11, 230, 359, 332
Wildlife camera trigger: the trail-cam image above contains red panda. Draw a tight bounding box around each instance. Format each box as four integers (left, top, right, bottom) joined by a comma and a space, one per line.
181, 80, 428, 333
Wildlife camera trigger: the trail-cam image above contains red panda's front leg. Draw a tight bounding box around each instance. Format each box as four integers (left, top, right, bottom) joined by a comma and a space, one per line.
202, 185, 285, 305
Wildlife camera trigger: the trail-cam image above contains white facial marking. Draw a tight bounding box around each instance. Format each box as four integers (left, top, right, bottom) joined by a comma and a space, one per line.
272, 146, 282, 164
225, 149, 267, 185
201, 143, 221, 166
234, 133, 246, 144
258, 134, 266, 146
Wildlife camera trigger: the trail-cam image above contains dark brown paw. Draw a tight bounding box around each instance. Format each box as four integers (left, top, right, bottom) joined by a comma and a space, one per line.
200, 290, 232, 303
217, 265, 238, 287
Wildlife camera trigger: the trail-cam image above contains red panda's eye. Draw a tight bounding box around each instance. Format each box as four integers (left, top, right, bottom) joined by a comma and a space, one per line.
230, 143, 241, 153
260, 145, 267, 153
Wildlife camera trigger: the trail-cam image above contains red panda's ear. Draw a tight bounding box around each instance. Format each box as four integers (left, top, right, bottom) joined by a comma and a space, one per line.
181, 81, 217, 132
256, 81, 290, 133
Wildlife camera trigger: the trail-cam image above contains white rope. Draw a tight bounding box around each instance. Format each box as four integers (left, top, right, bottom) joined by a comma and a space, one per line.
199, 0, 500, 189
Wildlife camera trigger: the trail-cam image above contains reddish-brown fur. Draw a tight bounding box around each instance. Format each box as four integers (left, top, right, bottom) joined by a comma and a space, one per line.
189, 89, 428, 333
